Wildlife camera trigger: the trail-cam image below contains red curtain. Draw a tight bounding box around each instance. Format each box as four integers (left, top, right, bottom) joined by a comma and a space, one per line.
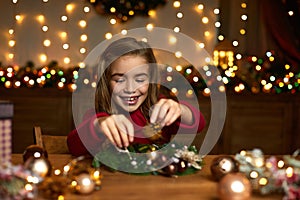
261, 0, 300, 68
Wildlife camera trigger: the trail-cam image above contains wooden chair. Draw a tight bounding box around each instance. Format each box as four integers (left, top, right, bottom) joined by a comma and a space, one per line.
33, 126, 69, 154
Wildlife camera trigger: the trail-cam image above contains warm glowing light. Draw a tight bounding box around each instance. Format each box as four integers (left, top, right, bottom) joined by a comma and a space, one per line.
241, 14, 248, 21
36, 15, 45, 23
83, 6, 90, 13
12, 0, 18, 3
202, 17, 209, 24
8, 40, 15, 47
60, 32, 67, 39
61, 15, 68, 22
197, 4, 204, 10
43, 39, 51, 47
198, 42, 205, 48
231, 180, 245, 193
8, 53, 14, 59
110, 18, 117, 25
169, 36, 177, 44
105, 32, 112, 39
175, 65, 182, 71
110, 7, 116, 13
80, 34, 88, 42
148, 10, 156, 17
40, 54, 47, 62
218, 35, 224, 41
66, 3, 75, 13
204, 31, 210, 37
240, 29, 246, 35
232, 40, 238, 47
288, 11, 294, 16
79, 47, 86, 54
173, 1, 181, 8
173, 26, 180, 33
214, 8, 220, 14
259, 177, 268, 186
177, 12, 183, 19
286, 167, 294, 178
241, 3, 247, 8
277, 160, 285, 168
8, 29, 14, 35
64, 57, 71, 64
285, 64, 290, 70
62, 43, 69, 50
175, 51, 182, 58
146, 24, 154, 31
128, 10, 134, 15
42, 25, 48, 32
215, 22, 221, 28
79, 20, 87, 28
121, 29, 127, 35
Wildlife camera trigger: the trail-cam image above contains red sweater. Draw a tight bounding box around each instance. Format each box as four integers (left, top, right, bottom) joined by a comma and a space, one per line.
67, 101, 206, 156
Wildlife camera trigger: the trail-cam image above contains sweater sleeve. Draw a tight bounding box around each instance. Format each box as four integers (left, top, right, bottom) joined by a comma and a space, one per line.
67, 110, 110, 157
179, 100, 206, 133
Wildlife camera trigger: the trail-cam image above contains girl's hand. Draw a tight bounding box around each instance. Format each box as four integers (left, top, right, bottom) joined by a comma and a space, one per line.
150, 99, 194, 127
95, 114, 134, 148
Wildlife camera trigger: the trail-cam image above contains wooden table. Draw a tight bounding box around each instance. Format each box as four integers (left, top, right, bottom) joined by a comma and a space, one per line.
12, 154, 283, 200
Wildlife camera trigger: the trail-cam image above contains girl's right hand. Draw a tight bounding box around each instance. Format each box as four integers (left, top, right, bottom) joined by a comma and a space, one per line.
95, 114, 134, 148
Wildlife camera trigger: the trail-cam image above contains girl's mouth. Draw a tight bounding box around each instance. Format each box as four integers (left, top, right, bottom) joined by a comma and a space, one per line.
122, 96, 139, 105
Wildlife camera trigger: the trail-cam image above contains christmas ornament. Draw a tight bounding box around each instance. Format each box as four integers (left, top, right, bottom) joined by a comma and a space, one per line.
24, 157, 52, 178
23, 145, 48, 162
218, 173, 252, 200
73, 173, 95, 195
210, 155, 239, 181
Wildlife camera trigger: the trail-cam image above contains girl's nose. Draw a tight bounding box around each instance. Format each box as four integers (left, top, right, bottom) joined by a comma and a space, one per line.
124, 81, 135, 94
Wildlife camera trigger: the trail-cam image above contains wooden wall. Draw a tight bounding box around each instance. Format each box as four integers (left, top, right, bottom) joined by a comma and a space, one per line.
1, 88, 299, 154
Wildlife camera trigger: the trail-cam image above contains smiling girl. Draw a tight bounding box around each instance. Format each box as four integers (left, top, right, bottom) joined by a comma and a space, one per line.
67, 37, 206, 156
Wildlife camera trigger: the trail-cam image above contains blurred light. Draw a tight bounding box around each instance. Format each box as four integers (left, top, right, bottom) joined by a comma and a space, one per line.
215, 21, 221, 28
83, 6, 90, 13
66, 3, 75, 13
8, 29, 14, 35
79, 20, 87, 28
43, 39, 51, 47
173, 26, 180, 33
42, 25, 48, 32
175, 51, 182, 58
105, 32, 112, 39
8, 40, 15, 47
177, 12, 183, 19
197, 4, 204, 10
40, 54, 47, 62
240, 29, 246, 35
110, 18, 117, 25
198, 42, 205, 48
214, 8, 220, 14
110, 7, 116, 13
173, 1, 181, 8
146, 24, 154, 31
148, 10, 156, 17
79, 47, 86, 54
288, 11, 294, 16
64, 57, 70, 64
241, 14, 248, 21
218, 35, 224, 41
241, 3, 247, 8
175, 65, 182, 71
63, 43, 69, 50
61, 15, 68, 22
60, 32, 67, 39
202, 17, 209, 24
232, 40, 239, 47
169, 36, 177, 44
36, 15, 45, 23
121, 29, 128, 35
80, 34, 88, 42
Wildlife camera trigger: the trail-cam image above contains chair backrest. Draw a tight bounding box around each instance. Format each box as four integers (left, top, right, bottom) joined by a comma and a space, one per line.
33, 126, 69, 154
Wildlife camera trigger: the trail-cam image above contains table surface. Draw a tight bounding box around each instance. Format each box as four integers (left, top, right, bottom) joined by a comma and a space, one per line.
12, 154, 283, 200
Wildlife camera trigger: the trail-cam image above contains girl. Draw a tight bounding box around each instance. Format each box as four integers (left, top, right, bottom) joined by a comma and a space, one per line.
67, 37, 206, 156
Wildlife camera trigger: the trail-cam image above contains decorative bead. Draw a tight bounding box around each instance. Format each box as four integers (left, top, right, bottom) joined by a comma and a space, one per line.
210, 156, 239, 181
24, 157, 52, 177
218, 173, 252, 200
23, 144, 48, 162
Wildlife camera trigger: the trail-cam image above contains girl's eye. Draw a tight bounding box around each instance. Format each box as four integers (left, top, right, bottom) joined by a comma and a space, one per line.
136, 79, 146, 83
115, 78, 125, 83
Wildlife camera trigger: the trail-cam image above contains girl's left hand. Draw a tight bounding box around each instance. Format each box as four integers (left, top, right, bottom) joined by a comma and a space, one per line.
150, 98, 182, 127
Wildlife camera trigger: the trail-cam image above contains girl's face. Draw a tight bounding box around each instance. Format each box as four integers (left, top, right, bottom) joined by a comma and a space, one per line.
109, 55, 150, 113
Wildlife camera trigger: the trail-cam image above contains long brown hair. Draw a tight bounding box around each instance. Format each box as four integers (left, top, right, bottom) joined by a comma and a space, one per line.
95, 37, 159, 119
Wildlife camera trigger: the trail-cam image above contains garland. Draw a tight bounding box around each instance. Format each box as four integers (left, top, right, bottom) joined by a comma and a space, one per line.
93, 142, 203, 177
